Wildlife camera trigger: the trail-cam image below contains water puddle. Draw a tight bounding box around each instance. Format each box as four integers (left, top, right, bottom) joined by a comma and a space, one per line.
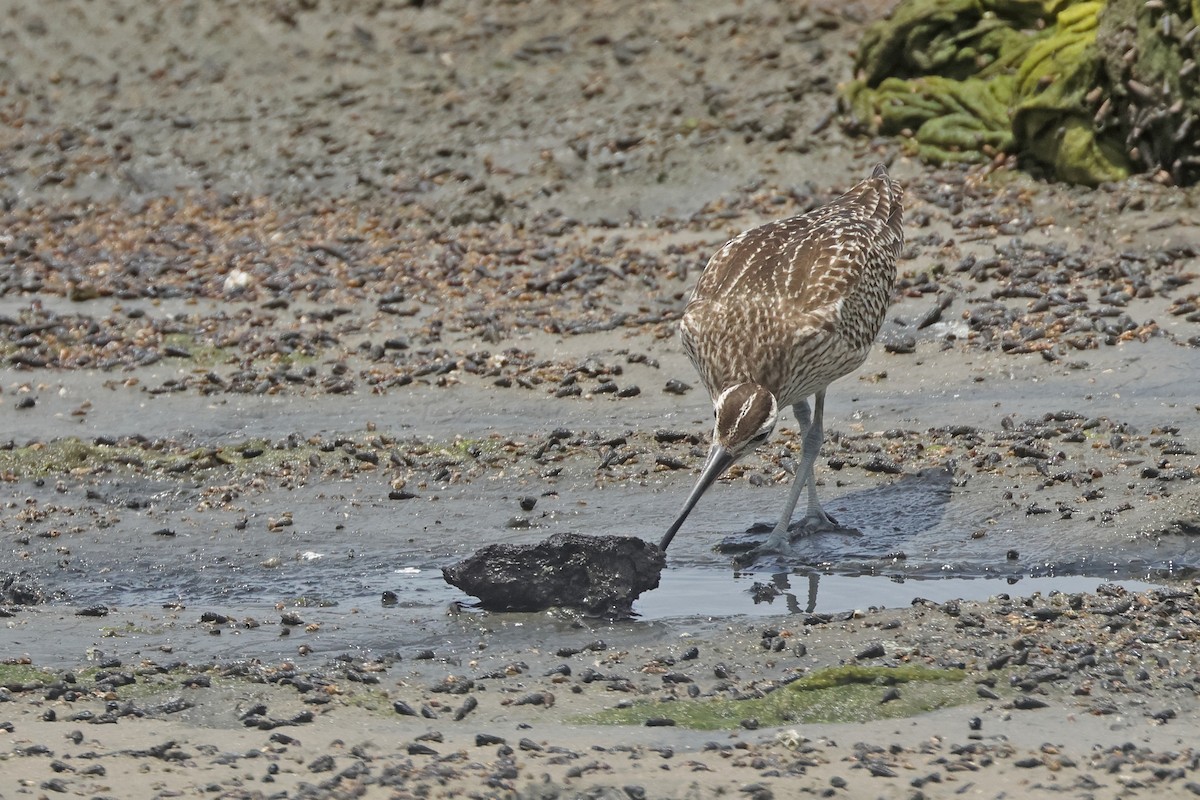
635, 569, 1163, 619
7, 463, 1196, 627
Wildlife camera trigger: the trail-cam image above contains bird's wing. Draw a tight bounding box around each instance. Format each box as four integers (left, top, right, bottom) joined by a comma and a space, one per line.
679, 300, 714, 391
691, 167, 903, 313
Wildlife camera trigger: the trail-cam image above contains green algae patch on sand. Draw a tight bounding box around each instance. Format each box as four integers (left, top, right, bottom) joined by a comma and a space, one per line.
0, 437, 143, 478
580, 665, 971, 730
0, 431, 470, 481
0, 436, 316, 480
0, 437, 223, 479
0, 663, 59, 689
344, 689, 396, 714
161, 333, 235, 367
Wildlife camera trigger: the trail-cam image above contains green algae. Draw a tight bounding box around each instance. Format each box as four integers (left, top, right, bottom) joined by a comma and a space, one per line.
581, 664, 971, 730
345, 689, 395, 714
161, 333, 234, 367
0, 437, 250, 478
0, 663, 58, 688
0, 438, 147, 478
2, 436, 333, 479
1011, 2, 1131, 184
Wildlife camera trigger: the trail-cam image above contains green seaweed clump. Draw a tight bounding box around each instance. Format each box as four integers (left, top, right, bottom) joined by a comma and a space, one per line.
846, 0, 1200, 185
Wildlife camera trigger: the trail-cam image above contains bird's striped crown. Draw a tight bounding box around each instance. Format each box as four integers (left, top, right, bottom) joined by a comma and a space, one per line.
713, 383, 778, 454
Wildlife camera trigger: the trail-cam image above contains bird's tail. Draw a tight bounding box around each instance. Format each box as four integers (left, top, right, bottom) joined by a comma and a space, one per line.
862, 163, 904, 252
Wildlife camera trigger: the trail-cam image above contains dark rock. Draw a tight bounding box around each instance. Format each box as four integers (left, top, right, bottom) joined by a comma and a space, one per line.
987, 653, 1012, 670
429, 676, 474, 694
856, 642, 886, 660
454, 696, 478, 721
513, 692, 552, 706
1012, 695, 1049, 710
308, 754, 335, 772
442, 533, 664, 616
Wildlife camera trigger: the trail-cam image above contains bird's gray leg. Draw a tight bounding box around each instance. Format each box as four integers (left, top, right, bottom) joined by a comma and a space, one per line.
749, 391, 856, 559
797, 390, 840, 529
757, 398, 813, 552
792, 390, 858, 535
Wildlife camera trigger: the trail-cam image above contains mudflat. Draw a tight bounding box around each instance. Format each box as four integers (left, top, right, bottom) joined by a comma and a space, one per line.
2, 1, 1200, 798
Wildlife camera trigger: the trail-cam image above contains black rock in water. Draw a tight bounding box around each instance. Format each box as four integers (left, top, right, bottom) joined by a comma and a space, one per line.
442, 533, 664, 617
2, 572, 45, 605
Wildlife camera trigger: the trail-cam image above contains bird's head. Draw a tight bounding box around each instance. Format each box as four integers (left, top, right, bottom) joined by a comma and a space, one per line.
660, 382, 777, 550
711, 382, 778, 458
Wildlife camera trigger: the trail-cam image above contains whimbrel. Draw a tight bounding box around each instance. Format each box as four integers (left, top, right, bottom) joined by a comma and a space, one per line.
661, 164, 904, 558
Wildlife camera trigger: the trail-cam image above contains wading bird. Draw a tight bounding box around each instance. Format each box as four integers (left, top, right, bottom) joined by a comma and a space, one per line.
661, 164, 904, 559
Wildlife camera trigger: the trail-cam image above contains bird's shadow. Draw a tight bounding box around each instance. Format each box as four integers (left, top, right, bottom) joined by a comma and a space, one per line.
714, 467, 954, 570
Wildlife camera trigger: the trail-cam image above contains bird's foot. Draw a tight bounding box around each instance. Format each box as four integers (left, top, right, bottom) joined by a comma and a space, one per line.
731, 526, 808, 566
718, 513, 860, 559
788, 512, 861, 538
731, 513, 860, 567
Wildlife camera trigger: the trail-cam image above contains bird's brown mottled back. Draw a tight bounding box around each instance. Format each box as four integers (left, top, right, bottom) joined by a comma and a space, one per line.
680, 165, 903, 408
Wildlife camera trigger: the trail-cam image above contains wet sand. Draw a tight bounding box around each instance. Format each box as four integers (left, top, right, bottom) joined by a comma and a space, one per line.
3, 588, 1200, 799
3, 0, 1200, 797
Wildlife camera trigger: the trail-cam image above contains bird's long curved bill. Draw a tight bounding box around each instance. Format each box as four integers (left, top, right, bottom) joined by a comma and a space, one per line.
660, 445, 736, 550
